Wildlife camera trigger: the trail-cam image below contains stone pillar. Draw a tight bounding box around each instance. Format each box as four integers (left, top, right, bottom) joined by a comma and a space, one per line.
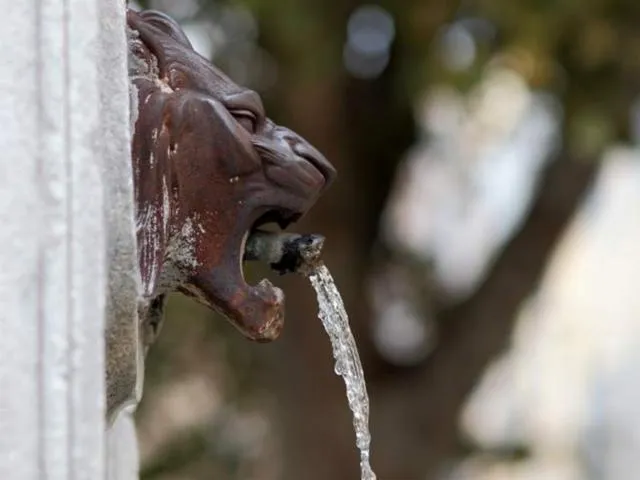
0, 0, 140, 478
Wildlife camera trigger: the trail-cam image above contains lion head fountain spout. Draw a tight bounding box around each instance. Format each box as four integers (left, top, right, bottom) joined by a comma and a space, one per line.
109, 8, 335, 419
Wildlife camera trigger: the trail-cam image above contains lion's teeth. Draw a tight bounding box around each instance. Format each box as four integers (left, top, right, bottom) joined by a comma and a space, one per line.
240, 230, 250, 280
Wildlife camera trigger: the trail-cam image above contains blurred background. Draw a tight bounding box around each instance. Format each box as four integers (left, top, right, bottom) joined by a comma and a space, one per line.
130, 0, 640, 479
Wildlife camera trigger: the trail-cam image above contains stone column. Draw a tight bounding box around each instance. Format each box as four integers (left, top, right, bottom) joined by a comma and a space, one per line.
0, 0, 140, 478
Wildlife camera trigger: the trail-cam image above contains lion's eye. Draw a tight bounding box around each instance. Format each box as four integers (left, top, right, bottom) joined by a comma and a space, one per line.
233, 110, 257, 134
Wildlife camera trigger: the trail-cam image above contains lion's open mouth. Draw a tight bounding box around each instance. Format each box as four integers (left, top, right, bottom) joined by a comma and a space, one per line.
183, 207, 317, 342
190, 206, 324, 343
242, 208, 299, 266
239, 208, 300, 271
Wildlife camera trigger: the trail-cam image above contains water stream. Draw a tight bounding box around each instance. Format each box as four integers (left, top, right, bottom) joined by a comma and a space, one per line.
307, 263, 377, 480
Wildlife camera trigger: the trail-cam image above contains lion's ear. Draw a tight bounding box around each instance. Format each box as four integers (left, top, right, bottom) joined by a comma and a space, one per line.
137, 10, 193, 49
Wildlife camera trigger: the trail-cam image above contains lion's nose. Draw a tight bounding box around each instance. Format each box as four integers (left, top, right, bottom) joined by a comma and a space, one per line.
277, 128, 336, 189
291, 140, 336, 189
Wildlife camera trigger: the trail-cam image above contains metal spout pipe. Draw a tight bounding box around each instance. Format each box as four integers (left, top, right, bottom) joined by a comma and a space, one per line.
244, 230, 325, 275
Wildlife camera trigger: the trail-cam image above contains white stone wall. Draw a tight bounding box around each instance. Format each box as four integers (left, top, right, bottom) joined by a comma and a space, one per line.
0, 0, 139, 478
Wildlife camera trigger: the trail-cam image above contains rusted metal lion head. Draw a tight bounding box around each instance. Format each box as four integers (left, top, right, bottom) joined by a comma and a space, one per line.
127, 10, 335, 343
